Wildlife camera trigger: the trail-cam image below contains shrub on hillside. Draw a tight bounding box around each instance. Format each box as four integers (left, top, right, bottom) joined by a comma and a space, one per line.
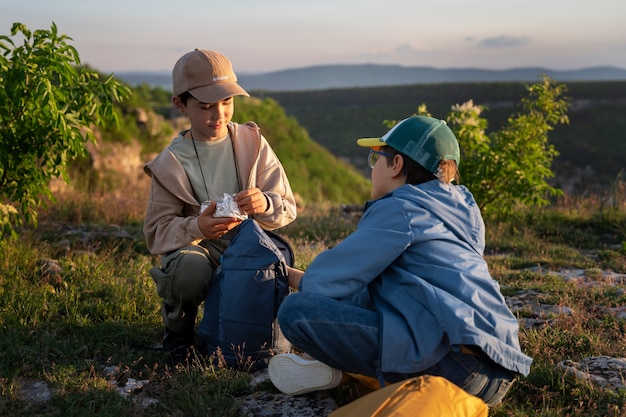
390, 76, 570, 217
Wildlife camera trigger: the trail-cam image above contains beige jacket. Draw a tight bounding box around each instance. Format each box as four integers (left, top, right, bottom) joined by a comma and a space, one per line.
143, 121, 297, 255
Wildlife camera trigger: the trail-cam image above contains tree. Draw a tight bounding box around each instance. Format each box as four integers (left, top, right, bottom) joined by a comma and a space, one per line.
388, 76, 570, 217
0, 22, 131, 234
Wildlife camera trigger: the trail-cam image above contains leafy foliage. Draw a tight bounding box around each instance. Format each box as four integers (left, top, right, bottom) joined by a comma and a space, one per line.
0, 22, 131, 233
388, 77, 570, 217
472, 77, 569, 215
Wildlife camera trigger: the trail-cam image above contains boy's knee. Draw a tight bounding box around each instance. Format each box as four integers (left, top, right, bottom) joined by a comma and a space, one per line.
151, 246, 215, 308
172, 251, 214, 305
277, 292, 309, 329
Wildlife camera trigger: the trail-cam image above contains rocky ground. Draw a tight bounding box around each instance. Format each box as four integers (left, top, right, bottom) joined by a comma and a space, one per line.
16, 247, 626, 416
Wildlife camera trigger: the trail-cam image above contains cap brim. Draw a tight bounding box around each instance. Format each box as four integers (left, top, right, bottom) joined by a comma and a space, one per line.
357, 137, 385, 147
189, 82, 249, 103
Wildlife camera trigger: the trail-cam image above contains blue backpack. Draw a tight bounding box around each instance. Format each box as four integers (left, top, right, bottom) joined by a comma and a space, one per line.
198, 219, 293, 371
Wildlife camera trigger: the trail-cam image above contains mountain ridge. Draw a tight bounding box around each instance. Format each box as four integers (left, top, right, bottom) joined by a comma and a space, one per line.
116, 64, 626, 92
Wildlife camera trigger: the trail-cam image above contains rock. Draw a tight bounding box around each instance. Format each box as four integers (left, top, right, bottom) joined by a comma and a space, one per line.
556, 356, 626, 390
15, 379, 53, 403
38, 258, 65, 289
237, 390, 338, 417
240, 368, 339, 416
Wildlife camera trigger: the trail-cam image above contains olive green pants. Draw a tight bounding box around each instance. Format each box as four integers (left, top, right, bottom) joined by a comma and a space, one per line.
150, 239, 230, 332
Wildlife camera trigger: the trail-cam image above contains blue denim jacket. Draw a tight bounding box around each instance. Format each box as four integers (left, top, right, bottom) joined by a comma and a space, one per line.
299, 180, 532, 376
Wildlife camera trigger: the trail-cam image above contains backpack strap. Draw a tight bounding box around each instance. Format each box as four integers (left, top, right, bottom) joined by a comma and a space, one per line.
264, 229, 295, 267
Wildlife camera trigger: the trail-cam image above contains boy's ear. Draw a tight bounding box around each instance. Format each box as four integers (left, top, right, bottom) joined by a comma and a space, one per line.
390, 154, 406, 178
172, 96, 186, 113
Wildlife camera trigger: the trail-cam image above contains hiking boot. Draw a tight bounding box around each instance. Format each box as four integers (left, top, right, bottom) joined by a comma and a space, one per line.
162, 327, 194, 364
268, 353, 343, 395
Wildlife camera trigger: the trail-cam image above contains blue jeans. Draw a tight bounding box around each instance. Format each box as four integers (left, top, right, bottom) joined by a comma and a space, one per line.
277, 292, 516, 406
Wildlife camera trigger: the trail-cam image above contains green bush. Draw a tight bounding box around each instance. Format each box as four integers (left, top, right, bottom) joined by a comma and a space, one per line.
388, 77, 570, 217
0, 22, 130, 233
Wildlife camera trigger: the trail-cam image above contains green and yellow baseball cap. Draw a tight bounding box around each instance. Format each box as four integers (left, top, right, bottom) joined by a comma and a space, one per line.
357, 116, 460, 174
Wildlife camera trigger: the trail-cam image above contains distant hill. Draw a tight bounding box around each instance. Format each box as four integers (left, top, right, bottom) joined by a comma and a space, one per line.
256, 81, 626, 195
115, 64, 626, 92
117, 70, 626, 197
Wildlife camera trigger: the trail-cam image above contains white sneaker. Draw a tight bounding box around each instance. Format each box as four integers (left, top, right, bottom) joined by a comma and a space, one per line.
268, 353, 343, 395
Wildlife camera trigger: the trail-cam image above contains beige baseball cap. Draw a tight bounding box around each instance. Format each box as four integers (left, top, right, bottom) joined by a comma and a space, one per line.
172, 49, 249, 103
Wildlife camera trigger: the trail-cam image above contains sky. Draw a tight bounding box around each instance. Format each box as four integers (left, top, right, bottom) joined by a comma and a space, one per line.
2, 0, 626, 75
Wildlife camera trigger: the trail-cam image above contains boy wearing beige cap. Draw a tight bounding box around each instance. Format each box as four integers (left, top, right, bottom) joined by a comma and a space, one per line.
143, 49, 297, 362
268, 116, 531, 406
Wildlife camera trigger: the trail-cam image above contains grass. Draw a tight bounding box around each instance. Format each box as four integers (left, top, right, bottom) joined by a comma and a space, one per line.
1, 181, 626, 416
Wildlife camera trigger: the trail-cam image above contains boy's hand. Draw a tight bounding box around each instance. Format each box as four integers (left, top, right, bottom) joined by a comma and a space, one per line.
198, 200, 242, 239
286, 265, 305, 289
234, 188, 269, 215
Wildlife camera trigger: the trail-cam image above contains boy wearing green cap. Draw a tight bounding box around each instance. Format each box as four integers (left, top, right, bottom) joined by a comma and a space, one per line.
268, 116, 531, 406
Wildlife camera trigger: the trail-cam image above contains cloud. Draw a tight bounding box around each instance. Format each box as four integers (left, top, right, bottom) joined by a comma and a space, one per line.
395, 43, 421, 55
476, 35, 530, 48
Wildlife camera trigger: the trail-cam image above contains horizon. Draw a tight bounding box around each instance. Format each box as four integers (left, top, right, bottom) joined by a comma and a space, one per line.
112, 64, 626, 94
3, 0, 626, 74
112, 62, 626, 77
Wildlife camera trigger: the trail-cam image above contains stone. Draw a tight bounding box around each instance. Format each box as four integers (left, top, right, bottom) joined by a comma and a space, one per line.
556, 356, 626, 390
15, 379, 53, 403
237, 390, 338, 417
